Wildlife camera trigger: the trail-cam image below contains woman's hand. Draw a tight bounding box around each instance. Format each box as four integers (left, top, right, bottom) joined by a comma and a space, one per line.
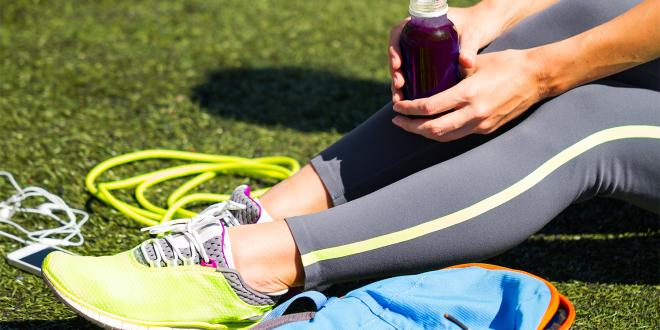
391, 49, 545, 142
388, 6, 506, 103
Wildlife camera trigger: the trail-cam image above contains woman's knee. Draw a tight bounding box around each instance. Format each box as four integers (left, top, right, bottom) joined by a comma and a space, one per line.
539, 83, 660, 123
484, 0, 640, 53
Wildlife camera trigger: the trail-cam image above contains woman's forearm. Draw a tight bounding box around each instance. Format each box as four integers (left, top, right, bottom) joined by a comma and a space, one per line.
471, 0, 560, 37
531, 0, 660, 97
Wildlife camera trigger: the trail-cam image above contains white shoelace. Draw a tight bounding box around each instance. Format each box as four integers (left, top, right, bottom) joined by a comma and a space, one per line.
0, 171, 89, 247
139, 201, 245, 267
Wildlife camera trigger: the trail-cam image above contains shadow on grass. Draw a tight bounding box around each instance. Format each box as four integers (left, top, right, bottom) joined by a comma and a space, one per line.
538, 197, 659, 235
191, 67, 389, 133
489, 198, 659, 285
0, 318, 96, 330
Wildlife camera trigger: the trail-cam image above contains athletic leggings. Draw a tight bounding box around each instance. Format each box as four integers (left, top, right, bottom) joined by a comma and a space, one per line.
286, 0, 660, 289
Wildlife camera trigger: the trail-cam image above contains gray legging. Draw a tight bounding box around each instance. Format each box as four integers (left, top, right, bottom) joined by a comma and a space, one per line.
286, 0, 660, 289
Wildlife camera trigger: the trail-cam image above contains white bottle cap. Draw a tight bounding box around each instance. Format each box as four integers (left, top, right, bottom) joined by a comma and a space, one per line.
409, 0, 448, 18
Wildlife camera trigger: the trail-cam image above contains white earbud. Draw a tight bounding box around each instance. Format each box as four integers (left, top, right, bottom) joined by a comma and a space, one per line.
0, 171, 88, 247
37, 203, 55, 214
0, 203, 13, 220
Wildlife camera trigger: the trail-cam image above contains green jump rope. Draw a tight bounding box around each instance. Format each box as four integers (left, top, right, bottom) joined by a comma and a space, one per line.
85, 150, 300, 227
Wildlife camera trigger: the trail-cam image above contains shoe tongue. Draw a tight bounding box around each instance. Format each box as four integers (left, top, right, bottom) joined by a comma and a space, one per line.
136, 221, 230, 268
229, 185, 261, 225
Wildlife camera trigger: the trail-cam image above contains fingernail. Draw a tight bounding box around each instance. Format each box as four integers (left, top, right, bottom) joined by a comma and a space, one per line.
392, 117, 401, 125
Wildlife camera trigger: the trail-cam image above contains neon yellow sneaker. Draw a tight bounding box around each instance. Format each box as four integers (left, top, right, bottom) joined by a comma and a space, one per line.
42, 202, 280, 330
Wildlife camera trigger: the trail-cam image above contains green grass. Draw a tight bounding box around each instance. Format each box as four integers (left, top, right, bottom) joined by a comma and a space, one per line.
0, 0, 658, 328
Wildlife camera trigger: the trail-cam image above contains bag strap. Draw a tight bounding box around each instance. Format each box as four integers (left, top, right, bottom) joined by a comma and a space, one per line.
264, 291, 328, 321
252, 312, 317, 330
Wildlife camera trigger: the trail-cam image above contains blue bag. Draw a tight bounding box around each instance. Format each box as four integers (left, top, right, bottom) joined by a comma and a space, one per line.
255, 263, 575, 330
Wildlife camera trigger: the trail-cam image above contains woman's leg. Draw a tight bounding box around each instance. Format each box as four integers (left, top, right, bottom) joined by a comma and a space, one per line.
258, 0, 654, 221
232, 0, 659, 291
290, 82, 660, 288
259, 165, 334, 221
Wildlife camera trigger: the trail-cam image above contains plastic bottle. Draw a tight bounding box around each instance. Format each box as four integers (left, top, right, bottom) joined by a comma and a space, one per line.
399, 0, 460, 100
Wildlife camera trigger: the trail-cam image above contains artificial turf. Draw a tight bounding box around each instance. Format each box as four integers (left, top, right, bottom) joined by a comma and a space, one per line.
0, 0, 658, 329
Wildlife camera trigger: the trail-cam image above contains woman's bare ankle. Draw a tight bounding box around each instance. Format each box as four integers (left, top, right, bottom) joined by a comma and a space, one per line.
228, 222, 304, 295
238, 263, 291, 294
260, 164, 332, 221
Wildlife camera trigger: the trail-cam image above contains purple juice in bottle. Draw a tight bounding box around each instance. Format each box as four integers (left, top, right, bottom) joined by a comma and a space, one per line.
399, 0, 460, 100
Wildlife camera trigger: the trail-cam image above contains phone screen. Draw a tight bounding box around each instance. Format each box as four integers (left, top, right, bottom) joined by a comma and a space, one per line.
19, 247, 60, 268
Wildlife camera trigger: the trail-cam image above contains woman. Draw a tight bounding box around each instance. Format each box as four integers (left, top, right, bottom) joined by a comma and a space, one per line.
43, 0, 659, 328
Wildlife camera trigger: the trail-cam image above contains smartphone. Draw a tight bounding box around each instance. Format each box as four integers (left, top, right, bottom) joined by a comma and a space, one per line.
6, 243, 71, 275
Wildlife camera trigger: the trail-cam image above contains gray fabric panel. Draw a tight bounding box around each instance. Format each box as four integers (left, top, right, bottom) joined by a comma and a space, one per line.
203, 236, 228, 267
310, 155, 347, 206
136, 239, 175, 266
219, 269, 277, 306
133, 249, 148, 266
230, 185, 261, 224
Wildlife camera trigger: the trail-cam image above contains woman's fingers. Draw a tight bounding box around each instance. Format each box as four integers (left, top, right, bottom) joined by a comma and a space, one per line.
432, 122, 479, 142
457, 29, 483, 77
389, 18, 410, 77
389, 18, 410, 98
389, 46, 402, 72
392, 70, 405, 89
448, 7, 476, 75
391, 108, 475, 141
393, 83, 465, 116
391, 83, 404, 103
459, 39, 479, 70
391, 116, 431, 138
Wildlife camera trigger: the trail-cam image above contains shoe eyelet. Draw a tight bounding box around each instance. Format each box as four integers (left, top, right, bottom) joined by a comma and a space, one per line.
200, 258, 218, 269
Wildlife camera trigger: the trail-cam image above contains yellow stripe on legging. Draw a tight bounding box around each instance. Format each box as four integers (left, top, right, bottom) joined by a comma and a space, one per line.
301, 125, 660, 267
